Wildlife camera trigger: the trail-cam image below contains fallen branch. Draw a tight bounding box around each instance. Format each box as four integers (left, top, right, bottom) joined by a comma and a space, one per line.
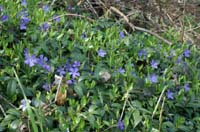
110, 6, 173, 45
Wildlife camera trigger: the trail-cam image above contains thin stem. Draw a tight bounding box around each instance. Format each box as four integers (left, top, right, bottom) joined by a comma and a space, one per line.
0, 94, 17, 108
13, 68, 38, 132
0, 105, 6, 117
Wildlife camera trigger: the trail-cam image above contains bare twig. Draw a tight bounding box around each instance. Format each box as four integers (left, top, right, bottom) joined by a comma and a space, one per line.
110, 6, 173, 45
86, 0, 99, 17
48, 13, 94, 22
110, 6, 135, 31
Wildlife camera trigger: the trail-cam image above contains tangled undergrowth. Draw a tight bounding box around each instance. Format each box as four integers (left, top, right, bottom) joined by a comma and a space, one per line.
0, 0, 200, 132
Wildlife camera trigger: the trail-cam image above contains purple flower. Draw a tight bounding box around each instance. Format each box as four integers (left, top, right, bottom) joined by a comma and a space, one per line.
149, 74, 158, 83
69, 67, 80, 78
20, 16, 30, 30
24, 54, 38, 67
138, 49, 147, 59
37, 55, 48, 64
150, 60, 159, 69
53, 15, 60, 23
118, 68, 125, 74
67, 79, 75, 85
176, 55, 182, 64
119, 31, 125, 39
20, 99, 31, 111
184, 83, 190, 92
72, 61, 80, 68
16, 9, 28, 18
21, 16, 30, 24
36, 55, 51, 72
81, 32, 86, 39
1, 15, 8, 22
57, 67, 66, 76
183, 49, 190, 57
117, 120, 125, 130
97, 49, 107, 57
20, 0, 27, 6
42, 63, 51, 72
41, 22, 50, 31
166, 90, 174, 100
24, 49, 38, 67
42, 5, 49, 12
65, 59, 71, 71
42, 83, 51, 91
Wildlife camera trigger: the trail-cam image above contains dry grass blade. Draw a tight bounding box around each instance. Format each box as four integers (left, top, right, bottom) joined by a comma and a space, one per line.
152, 86, 167, 118
159, 97, 166, 132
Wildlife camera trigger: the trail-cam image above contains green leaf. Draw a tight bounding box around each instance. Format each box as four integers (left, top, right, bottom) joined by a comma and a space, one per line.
87, 114, 96, 127
81, 96, 87, 107
74, 83, 83, 97
133, 110, 142, 128
10, 119, 21, 129
7, 79, 17, 97
7, 109, 20, 117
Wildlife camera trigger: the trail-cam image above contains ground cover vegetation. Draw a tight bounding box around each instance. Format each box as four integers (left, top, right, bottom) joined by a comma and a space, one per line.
0, 0, 200, 132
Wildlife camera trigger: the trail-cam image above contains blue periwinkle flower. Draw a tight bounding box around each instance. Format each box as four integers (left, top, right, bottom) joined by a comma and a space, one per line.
184, 83, 190, 92
20, 99, 31, 111
138, 49, 147, 59
183, 49, 190, 57
20, 0, 27, 6
41, 22, 50, 31
117, 120, 125, 130
72, 61, 80, 68
97, 49, 107, 57
176, 55, 182, 64
57, 67, 66, 76
20, 15, 30, 30
149, 74, 158, 83
118, 68, 125, 74
42, 5, 49, 12
53, 15, 60, 23
119, 31, 125, 39
69, 67, 80, 78
42, 83, 51, 91
81, 32, 86, 39
150, 60, 159, 69
24, 49, 38, 67
166, 90, 174, 100
1, 15, 8, 22
37, 55, 52, 72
